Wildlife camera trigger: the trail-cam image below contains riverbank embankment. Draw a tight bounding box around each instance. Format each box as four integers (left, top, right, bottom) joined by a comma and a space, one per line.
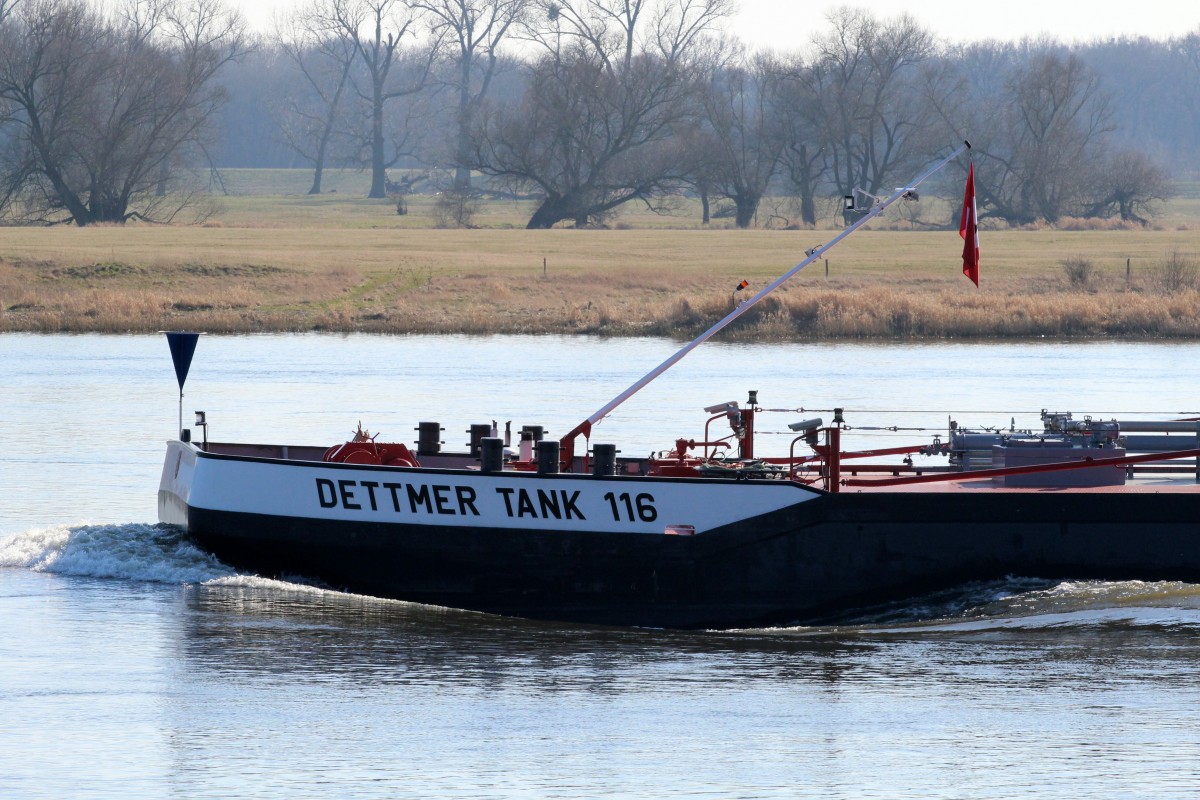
3, 224, 1199, 339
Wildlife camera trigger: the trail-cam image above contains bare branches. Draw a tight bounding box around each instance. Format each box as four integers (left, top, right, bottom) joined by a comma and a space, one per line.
1, 1, 1186, 231
0, 0, 20, 27
320, 0, 434, 197
692, 52, 787, 228
804, 8, 937, 200
273, 0, 359, 193
413, 0, 528, 187
470, 0, 726, 227
0, 0, 247, 225
530, 0, 726, 75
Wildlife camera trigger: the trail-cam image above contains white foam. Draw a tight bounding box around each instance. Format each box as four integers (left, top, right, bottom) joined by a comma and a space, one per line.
0, 524, 410, 605
739, 577, 1200, 635
0, 523, 234, 584
882, 604, 1200, 633
201, 573, 417, 608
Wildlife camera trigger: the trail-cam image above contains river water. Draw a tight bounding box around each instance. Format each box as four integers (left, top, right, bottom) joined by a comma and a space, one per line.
4, 333, 1200, 798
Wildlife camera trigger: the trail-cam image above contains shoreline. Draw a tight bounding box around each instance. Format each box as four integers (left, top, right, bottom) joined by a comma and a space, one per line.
4, 224, 1200, 340
6, 282, 1200, 340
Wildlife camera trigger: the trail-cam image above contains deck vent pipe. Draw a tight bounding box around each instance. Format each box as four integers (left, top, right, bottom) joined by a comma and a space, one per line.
592, 444, 618, 476
480, 437, 504, 473
468, 424, 491, 457
537, 440, 560, 474
416, 421, 443, 455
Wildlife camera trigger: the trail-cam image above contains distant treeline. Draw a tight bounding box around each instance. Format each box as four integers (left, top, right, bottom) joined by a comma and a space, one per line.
1, 0, 1196, 228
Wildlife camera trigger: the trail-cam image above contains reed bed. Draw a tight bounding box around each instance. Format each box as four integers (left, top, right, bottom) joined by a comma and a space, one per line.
3, 210, 1200, 339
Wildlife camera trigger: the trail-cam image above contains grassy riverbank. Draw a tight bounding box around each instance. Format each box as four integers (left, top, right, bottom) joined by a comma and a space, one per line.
3, 181, 1200, 339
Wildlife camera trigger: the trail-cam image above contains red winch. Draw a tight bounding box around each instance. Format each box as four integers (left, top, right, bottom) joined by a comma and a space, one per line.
322, 422, 420, 468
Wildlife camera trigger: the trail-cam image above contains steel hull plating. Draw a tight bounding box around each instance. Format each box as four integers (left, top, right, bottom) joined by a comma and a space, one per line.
161, 441, 1200, 628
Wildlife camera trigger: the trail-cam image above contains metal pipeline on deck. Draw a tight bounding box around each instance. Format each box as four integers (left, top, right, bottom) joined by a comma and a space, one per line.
1116, 420, 1200, 432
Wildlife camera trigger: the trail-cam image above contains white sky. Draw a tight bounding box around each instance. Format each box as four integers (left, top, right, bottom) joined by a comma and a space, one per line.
733, 0, 1199, 49
239, 0, 1200, 47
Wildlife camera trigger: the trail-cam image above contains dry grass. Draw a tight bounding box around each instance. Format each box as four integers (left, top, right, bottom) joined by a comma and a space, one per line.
4, 195, 1200, 339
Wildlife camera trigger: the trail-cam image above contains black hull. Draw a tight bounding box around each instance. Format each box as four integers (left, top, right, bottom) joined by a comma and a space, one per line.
187, 488, 1200, 629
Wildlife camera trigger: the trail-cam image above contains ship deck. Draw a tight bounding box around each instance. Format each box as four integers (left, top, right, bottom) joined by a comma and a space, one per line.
847, 476, 1200, 493
199, 442, 1200, 494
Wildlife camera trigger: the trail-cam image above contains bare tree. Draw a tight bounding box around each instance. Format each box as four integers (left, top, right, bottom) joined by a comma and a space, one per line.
1083, 148, 1174, 223
275, 1, 358, 194
925, 40, 1181, 226
0, 0, 16, 214
471, 0, 729, 228
330, 0, 435, 198
470, 44, 679, 227
696, 51, 786, 228
1007, 50, 1112, 222
414, 0, 528, 189
772, 54, 831, 228
806, 9, 937, 205
0, 0, 248, 225
960, 47, 1115, 224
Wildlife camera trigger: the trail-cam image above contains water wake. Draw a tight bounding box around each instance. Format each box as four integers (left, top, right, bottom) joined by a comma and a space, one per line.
815, 577, 1200, 634
6, 525, 1200, 632
0, 523, 235, 584
0, 524, 395, 605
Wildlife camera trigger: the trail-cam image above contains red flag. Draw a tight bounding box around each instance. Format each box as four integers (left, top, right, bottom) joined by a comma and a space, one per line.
959, 162, 980, 286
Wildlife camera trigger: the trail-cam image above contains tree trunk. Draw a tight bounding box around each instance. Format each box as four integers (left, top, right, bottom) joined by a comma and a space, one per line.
88, 193, 129, 224
1119, 197, 1133, 221
454, 65, 473, 191
156, 159, 169, 197
700, 185, 710, 224
311, 57, 352, 196
734, 195, 759, 229
527, 196, 570, 229
42, 166, 92, 226
800, 190, 815, 226
788, 143, 819, 227
453, 155, 472, 190
309, 113, 333, 195
368, 80, 387, 198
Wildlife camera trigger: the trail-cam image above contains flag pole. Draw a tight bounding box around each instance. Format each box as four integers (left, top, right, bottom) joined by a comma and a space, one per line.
163, 331, 203, 438
559, 141, 971, 467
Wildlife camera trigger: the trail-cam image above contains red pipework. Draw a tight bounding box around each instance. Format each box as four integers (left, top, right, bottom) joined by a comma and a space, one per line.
702, 415, 732, 459
809, 427, 842, 492
827, 426, 841, 492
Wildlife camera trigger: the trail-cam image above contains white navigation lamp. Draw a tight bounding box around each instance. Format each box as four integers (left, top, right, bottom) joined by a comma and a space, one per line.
195, 411, 208, 449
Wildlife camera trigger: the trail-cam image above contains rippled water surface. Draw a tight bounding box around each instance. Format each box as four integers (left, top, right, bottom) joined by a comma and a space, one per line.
5, 333, 1200, 799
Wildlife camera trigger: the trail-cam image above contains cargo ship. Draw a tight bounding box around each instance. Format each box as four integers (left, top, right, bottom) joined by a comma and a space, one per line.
157, 143, 1200, 628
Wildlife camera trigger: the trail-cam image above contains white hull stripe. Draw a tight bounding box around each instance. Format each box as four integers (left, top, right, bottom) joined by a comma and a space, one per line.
182, 453, 818, 535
